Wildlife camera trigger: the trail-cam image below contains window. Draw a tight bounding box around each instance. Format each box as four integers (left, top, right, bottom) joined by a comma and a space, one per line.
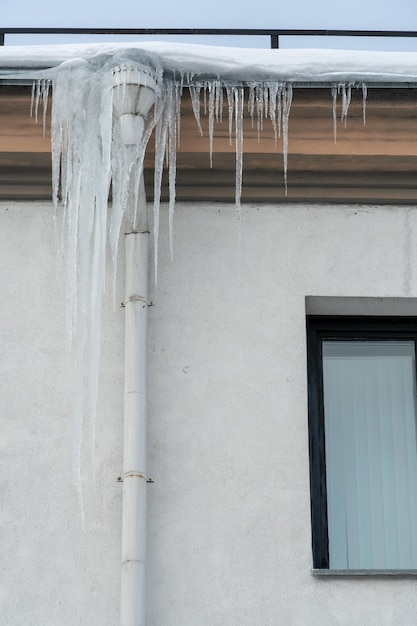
307, 316, 417, 572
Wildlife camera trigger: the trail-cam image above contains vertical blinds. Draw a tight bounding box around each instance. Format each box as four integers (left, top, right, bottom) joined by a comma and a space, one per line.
323, 340, 417, 570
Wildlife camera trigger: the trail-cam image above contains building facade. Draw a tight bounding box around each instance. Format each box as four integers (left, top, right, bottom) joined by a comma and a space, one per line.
1, 44, 417, 625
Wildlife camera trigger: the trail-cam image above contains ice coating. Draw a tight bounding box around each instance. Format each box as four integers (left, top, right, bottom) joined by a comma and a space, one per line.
19, 41, 412, 522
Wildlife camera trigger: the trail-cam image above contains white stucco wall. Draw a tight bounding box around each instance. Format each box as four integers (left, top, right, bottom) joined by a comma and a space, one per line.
0, 202, 124, 625
2, 200, 417, 625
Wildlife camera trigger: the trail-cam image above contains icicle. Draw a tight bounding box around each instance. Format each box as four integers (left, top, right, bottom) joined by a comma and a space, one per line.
87, 80, 113, 482
226, 85, 234, 147
256, 83, 264, 141
234, 85, 244, 223
30, 81, 36, 119
51, 91, 64, 252
41, 80, 50, 137
268, 82, 279, 147
208, 81, 216, 168
220, 85, 224, 123
175, 79, 182, 148
331, 84, 338, 144
34, 80, 41, 124
264, 85, 269, 121
340, 83, 352, 128
362, 83, 367, 126
282, 84, 293, 196
215, 81, 222, 123
189, 83, 203, 136
109, 141, 130, 266
248, 83, 255, 128
153, 98, 169, 284
203, 82, 207, 115
59, 63, 104, 524
277, 84, 282, 140
167, 80, 178, 261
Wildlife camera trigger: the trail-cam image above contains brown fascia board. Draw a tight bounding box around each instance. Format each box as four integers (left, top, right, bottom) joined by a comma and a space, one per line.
1, 84, 417, 204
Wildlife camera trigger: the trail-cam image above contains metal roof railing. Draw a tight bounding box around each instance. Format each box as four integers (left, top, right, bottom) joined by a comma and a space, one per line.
1, 28, 417, 49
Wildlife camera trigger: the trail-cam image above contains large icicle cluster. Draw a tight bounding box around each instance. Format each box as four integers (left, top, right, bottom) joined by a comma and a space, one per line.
30, 51, 369, 521
45, 51, 167, 521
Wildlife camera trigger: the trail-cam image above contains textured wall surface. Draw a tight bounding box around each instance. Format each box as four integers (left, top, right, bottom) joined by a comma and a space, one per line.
0, 202, 124, 625
2, 201, 417, 625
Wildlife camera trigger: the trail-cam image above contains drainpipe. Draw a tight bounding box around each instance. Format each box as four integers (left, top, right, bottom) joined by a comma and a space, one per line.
121, 223, 149, 626
113, 65, 158, 626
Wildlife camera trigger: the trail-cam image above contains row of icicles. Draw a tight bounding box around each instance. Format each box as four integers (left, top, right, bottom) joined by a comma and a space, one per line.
30, 63, 367, 524
31, 73, 368, 245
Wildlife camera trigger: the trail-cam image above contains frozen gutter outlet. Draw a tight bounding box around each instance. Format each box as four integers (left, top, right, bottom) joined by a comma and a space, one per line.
113, 65, 159, 148
113, 64, 158, 626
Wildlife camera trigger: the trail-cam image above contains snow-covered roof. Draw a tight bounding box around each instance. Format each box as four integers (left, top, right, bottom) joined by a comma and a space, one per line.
1, 42, 417, 84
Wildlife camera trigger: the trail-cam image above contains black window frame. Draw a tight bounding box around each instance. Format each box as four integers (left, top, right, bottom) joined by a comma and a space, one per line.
306, 315, 417, 570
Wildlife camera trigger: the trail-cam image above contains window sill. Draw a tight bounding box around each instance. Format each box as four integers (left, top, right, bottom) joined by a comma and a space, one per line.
312, 569, 417, 577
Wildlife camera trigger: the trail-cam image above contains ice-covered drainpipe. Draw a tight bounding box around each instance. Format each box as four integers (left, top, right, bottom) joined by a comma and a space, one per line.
113, 65, 158, 626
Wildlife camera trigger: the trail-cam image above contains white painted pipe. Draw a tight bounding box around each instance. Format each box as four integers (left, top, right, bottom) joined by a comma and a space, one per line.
121, 228, 149, 626
113, 63, 158, 626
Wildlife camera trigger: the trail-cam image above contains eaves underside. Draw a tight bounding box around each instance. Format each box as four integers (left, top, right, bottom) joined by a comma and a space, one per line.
1, 84, 417, 205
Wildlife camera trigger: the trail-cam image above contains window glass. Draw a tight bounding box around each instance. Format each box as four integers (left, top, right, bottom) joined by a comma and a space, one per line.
322, 340, 417, 570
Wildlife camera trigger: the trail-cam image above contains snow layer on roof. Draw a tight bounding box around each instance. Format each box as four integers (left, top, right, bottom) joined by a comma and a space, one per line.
1, 42, 417, 83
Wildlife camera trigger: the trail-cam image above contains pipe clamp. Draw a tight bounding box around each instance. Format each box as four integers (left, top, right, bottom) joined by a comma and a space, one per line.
125, 295, 152, 306
121, 471, 154, 483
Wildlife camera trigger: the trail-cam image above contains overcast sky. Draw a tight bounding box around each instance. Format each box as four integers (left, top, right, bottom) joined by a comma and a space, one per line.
2, 0, 417, 50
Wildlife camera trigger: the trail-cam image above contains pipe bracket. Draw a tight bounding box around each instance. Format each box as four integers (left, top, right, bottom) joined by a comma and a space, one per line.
119, 471, 155, 483
125, 295, 153, 306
